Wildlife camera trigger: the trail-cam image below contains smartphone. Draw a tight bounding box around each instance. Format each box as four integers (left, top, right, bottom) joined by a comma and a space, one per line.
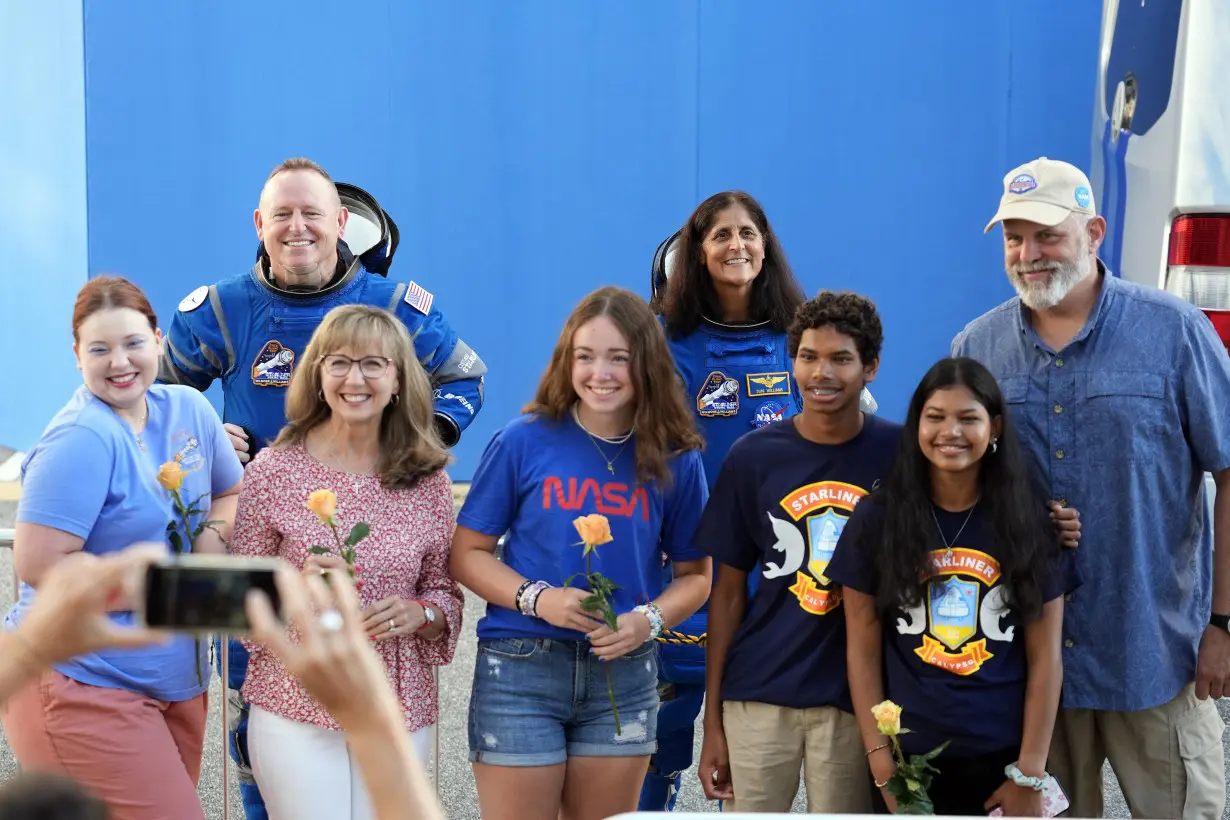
141, 554, 283, 634
987, 773, 1070, 817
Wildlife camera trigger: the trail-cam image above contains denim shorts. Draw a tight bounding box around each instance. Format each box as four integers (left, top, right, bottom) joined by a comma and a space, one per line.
467, 637, 660, 766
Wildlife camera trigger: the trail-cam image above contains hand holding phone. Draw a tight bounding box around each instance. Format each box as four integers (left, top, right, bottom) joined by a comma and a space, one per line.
140, 554, 283, 634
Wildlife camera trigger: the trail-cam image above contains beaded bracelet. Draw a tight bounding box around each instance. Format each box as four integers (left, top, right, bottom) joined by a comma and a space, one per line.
518, 581, 551, 618
634, 602, 665, 640
513, 580, 533, 612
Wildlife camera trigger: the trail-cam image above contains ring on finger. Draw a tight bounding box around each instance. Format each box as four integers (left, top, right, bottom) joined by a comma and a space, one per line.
388, 618, 396, 634
319, 609, 344, 632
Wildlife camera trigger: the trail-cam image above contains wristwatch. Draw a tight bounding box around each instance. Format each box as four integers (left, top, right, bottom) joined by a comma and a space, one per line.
1211, 613, 1230, 632
1004, 763, 1045, 791
417, 603, 436, 632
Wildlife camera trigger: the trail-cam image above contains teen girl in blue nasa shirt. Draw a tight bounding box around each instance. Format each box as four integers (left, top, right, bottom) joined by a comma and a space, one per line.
449, 286, 711, 820
827, 357, 1080, 817
642, 191, 878, 811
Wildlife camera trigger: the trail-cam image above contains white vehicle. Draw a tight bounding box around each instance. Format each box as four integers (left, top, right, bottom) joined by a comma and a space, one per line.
1092, 0, 1229, 509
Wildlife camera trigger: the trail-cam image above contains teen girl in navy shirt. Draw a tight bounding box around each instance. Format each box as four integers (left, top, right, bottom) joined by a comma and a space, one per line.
827, 357, 1080, 817
449, 286, 712, 820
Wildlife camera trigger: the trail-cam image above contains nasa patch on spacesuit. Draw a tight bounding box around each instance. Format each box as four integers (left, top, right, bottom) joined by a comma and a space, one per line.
752, 400, 787, 428
696, 371, 739, 417
251, 340, 295, 387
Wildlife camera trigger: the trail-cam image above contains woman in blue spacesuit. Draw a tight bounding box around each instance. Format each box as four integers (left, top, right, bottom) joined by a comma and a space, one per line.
641, 190, 875, 810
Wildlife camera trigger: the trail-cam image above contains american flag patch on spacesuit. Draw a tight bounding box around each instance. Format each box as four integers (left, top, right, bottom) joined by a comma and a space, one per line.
403, 281, 434, 315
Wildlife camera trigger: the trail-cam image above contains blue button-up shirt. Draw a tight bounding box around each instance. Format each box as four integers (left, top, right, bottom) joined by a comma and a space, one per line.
952, 264, 1230, 711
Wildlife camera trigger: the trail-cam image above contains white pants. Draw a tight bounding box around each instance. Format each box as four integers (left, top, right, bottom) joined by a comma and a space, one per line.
248, 704, 434, 820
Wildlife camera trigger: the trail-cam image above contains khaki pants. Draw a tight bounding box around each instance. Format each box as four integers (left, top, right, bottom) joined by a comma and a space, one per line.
1049, 683, 1226, 819
722, 700, 871, 814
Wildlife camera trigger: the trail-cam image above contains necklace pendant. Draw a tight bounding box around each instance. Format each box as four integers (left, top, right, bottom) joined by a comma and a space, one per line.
606, 463, 614, 475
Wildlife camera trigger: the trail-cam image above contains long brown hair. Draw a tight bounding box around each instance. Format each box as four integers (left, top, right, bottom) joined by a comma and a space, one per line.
655, 190, 805, 337
272, 305, 450, 488
523, 286, 703, 485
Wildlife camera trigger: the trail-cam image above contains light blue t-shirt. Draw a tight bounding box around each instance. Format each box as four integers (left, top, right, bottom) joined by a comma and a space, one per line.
6, 383, 244, 702
458, 412, 709, 642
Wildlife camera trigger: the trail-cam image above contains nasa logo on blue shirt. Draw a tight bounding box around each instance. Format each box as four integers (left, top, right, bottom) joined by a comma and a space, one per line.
753, 400, 786, 428
1008, 174, 1038, 195
1074, 185, 1092, 209
251, 340, 295, 387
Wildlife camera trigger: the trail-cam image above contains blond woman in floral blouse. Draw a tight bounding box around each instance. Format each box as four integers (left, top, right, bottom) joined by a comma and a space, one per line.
230, 304, 463, 820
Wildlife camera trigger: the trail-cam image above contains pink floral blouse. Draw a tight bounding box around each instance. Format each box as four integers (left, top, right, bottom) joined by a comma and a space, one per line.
230, 443, 463, 733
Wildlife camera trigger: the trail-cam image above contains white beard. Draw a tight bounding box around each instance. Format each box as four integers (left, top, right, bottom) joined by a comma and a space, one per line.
1007, 236, 1092, 310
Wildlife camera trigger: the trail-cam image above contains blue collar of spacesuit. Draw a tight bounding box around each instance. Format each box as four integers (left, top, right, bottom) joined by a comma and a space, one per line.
252, 240, 362, 300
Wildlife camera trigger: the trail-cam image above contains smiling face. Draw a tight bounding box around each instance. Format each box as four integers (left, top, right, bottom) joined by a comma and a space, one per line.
793, 326, 877, 418
74, 307, 161, 412
701, 204, 766, 292
254, 169, 349, 292
570, 315, 635, 426
918, 385, 1002, 476
1002, 214, 1101, 310
319, 344, 399, 426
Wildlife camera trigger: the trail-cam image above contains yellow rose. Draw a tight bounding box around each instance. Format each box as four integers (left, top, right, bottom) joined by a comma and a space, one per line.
157, 461, 184, 492
306, 489, 338, 523
573, 514, 614, 546
871, 700, 903, 736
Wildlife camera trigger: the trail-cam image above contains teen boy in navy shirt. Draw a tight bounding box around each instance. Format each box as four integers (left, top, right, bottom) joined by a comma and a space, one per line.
696, 291, 901, 813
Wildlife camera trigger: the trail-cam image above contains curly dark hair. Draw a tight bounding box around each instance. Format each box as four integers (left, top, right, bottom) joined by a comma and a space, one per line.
787, 290, 883, 366
872, 357, 1055, 621
655, 191, 805, 337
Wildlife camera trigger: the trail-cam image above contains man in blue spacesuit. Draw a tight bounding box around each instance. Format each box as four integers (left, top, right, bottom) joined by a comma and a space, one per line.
158, 157, 487, 818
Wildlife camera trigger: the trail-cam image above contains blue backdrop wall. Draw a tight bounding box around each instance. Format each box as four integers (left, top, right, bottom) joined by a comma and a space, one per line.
2, 0, 1102, 480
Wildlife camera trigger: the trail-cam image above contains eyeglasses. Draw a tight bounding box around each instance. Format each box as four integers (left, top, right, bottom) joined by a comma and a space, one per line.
320, 354, 393, 379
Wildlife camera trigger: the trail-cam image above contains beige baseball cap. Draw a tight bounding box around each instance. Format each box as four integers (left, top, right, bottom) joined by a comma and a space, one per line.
984, 157, 1096, 233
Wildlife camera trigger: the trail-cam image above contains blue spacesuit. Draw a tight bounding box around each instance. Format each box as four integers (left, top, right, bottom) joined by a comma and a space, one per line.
158, 184, 487, 819
639, 231, 874, 811
160, 247, 485, 451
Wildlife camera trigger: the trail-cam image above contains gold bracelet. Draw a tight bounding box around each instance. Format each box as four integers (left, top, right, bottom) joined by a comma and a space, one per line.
865, 742, 889, 756
874, 775, 890, 789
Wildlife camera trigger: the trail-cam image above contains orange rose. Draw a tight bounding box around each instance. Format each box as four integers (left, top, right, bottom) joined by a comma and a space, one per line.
157, 461, 184, 492
871, 700, 903, 736
573, 514, 613, 546
306, 489, 338, 523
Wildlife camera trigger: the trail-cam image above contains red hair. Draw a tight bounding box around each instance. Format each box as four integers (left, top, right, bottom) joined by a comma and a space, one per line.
72, 276, 158, 341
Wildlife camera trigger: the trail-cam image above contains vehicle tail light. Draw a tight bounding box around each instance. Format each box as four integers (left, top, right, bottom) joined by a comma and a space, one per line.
1166, 214, 1230, 352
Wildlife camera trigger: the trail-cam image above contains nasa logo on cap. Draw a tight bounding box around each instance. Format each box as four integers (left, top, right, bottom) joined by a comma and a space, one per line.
251, 340, 295, 387
1074, 186, 1092, 209
1008, 174, 1038, 195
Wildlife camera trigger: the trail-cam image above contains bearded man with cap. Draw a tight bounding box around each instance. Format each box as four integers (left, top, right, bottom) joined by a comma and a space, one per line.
952, 157, 1230, 818
159, 157, 487, 819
